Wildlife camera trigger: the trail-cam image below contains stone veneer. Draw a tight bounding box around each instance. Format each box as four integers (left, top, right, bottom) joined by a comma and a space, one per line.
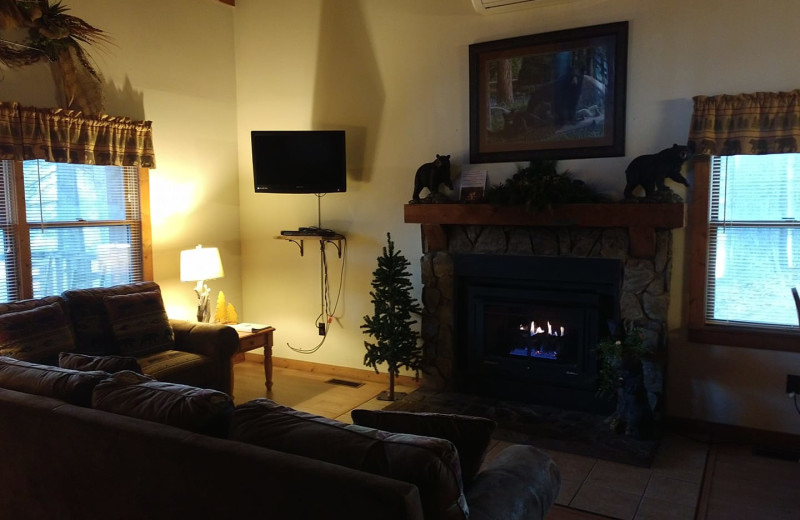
418, 224, 673, 412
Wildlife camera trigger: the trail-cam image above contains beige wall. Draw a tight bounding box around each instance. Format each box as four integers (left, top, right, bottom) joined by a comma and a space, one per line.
1, 0, 242, 320
3, 0, 800, 435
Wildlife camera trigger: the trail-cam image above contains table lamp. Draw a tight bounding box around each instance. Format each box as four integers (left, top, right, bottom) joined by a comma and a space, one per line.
180, 244, 224, 322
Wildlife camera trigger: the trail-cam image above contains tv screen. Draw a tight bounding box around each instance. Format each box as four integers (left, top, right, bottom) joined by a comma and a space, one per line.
251, 130, 346, 194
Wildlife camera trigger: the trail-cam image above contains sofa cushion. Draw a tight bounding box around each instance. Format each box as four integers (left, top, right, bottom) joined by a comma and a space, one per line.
62, 281, 161, 355
0, 295, 67, 315
0, 356, 108, 406
103, 290, 174, 357
351, 409, 496, 484
58, 352, 143, 374
0, 301, 76, 364
230, 398, 469, 520
136, 349, 214, 388
91, 371, 233, 436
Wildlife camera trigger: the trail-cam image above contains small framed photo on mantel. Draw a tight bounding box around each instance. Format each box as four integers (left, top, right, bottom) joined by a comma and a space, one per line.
469, 21, 629, 163
458, 167, 488, 202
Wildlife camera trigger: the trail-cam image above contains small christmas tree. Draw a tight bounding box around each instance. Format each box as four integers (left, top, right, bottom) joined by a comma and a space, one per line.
361, 233, 423, 401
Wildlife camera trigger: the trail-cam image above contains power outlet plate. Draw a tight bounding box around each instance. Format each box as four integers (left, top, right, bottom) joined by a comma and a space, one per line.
786, 374, 800, 395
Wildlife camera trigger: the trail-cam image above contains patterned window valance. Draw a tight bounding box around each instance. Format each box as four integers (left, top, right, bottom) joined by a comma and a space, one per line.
688, 90, 800, 156
0, 101, 155, 168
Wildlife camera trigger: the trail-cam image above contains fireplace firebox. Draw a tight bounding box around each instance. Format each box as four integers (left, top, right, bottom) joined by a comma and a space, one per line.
453, 254, 622, 413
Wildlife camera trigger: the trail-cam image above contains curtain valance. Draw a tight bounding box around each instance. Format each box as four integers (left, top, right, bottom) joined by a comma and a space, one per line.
0, 101, 155, 168
688, 90, 800, 156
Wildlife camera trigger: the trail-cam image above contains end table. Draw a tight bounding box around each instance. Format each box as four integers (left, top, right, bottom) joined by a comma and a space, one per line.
236, 327, 275, 391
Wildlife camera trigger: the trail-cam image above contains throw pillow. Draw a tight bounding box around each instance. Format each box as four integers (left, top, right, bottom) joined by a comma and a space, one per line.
91, 371, 234, 436
0, 301, 76, 364
58, 352, 142, 374
0, 356, 108, 406
230, 398, 469, 520
351, 409, 497, 484
62, 281, 161, 355
102, 291, 174, 357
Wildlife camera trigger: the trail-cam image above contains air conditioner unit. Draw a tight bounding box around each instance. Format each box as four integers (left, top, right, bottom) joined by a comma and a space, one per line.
471, 0, 575, 15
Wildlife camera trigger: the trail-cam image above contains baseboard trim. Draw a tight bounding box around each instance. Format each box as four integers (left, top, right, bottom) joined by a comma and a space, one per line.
666, 416, 800, 453
243, 353, 422, 388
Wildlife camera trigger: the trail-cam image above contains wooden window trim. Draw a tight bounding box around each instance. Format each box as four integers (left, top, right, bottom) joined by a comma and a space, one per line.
11, 161, 32, 299
139, 167, 154, 281
687, 157, 800, 352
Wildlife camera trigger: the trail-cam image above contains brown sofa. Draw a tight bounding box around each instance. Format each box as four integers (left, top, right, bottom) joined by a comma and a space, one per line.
0, 281, 239, 394
0, 357, 561, 520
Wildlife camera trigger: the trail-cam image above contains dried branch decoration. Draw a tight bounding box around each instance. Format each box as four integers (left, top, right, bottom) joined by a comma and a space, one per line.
0, 0, 109, 114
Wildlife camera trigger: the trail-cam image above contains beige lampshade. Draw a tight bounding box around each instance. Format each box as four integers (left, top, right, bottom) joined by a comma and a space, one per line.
180, 245, 224, 282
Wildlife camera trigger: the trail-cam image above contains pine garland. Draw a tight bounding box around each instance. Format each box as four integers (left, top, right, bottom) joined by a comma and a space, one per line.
484, 159, 610, 212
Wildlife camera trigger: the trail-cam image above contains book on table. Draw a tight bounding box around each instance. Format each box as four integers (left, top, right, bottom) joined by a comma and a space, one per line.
230, 322, 270, 333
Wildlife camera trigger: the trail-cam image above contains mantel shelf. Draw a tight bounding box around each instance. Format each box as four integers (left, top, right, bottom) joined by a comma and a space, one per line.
403, 203, 687, 257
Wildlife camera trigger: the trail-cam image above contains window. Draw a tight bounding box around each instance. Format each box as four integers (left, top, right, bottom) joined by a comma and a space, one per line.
688, 156, 800, 351
0, 160, 152, 303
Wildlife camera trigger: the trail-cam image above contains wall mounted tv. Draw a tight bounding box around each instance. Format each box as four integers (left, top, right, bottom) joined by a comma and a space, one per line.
251, 130, 347, 194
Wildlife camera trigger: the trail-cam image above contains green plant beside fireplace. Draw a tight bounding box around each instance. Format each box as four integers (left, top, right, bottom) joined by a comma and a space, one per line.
596, 321, 655, 437
595, 321, 649, 397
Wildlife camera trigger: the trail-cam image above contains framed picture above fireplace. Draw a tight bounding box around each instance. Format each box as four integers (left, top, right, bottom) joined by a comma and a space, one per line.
468, 21, 629, 163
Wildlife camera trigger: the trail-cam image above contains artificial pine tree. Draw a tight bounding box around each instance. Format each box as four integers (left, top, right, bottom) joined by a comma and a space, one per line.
361, 233, 423, 401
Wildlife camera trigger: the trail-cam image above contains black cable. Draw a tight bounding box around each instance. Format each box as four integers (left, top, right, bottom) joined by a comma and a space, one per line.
286, 237, 346, 355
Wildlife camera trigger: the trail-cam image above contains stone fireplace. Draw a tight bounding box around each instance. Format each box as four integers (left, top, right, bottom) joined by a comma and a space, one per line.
405, 203, 686, 415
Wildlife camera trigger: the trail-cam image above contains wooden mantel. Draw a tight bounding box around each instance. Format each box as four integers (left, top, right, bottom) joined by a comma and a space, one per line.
403, 203, 687, 257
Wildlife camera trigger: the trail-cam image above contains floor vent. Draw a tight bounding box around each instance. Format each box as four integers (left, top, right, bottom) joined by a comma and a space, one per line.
326, 378, 364, 388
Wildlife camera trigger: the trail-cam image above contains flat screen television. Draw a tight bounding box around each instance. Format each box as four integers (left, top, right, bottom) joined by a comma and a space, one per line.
251, 130, 346, 194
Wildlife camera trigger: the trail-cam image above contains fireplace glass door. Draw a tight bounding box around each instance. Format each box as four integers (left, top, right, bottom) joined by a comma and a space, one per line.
453, 254, 621, 412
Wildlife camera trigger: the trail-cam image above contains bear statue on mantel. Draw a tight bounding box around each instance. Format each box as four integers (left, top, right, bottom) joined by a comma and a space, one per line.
410, 154, 453, 203
623, 144, 690, 202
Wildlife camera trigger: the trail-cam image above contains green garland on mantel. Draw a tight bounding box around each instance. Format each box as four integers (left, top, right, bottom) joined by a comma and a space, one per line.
484, 160, 612, 212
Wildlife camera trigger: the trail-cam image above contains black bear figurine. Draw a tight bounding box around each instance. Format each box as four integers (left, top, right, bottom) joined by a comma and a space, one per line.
411, 154, 452, 202
624, 144, 690, 199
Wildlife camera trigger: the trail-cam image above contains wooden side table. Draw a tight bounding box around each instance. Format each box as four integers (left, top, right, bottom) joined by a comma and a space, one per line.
236, 327, 275, 391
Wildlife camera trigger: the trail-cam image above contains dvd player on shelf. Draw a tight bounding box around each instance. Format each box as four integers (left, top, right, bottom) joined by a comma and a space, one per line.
280, 229, 337, 237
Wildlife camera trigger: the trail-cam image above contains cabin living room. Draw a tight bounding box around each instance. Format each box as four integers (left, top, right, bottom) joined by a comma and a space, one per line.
3, 1, 800, 519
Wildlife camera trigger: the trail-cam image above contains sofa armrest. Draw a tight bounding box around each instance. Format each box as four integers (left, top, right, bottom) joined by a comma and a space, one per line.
465, 445, 560, 520
169, 320, 239, 358
169, 320, 239, 394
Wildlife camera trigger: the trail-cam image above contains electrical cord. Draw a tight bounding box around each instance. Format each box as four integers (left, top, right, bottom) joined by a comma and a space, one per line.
286, 237, 346, 354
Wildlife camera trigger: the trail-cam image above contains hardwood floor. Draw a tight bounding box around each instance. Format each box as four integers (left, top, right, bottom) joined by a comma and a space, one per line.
233, 359, 800, 520
232, 358, 419, 423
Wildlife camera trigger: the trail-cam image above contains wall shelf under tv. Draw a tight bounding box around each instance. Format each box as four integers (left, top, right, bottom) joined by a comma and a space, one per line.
274, 234, 345, 257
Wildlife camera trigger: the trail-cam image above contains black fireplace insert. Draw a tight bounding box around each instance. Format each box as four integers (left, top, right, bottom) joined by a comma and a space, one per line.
453, 254, 622, 412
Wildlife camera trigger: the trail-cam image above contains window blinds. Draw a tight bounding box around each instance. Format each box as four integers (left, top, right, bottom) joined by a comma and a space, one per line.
706, 154, 800, 327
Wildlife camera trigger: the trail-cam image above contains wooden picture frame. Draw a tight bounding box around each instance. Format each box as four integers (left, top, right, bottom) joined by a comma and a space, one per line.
469, 21, 629, 163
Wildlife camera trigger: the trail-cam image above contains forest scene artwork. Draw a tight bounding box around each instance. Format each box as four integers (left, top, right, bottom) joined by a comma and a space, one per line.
469, 22, 628, 163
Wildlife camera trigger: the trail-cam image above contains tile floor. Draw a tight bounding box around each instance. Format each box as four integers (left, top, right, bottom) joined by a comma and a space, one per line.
233, 360, 709, 520
548, 433, 707, 519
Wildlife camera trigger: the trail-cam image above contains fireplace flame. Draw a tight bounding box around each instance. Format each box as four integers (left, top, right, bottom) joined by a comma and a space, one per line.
526, 320, 565, 337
